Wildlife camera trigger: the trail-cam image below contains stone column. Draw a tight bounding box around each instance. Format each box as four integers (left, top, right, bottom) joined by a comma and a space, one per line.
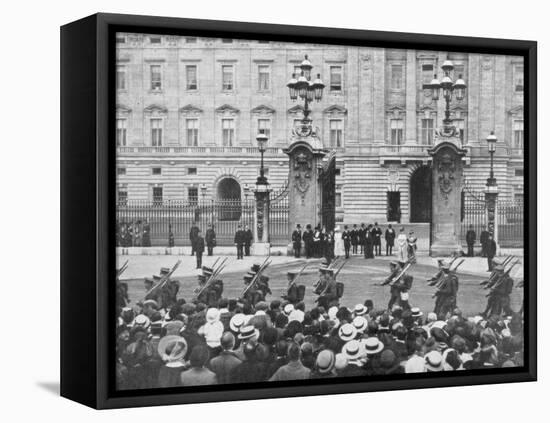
428, 139, 467, 256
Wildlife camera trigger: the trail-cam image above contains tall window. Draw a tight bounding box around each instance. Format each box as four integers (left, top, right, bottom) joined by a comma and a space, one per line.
186, 65, 198, 90
454, 119, 465, 143
188, 187, 199, 206
421, 119, 434, 145
151, 118, 163, 146
329, 119, 343, 147
330, 66, 342, 92
421, 64, 434, 85
258, 65, 270, 91
186, 119, 199, 146
150, 65, 162, 90
222, 65, 234, 91
514, 64, 524, 93
152, 186, 163, 205
116, 119, 127, 146
454, 64, 465, 81
391, 64, 404, 90
335, 185, 343, 208
390, 119, 404, 145
116, 65, 126, 90
513, 120, 524, 149
222, 119, 235, 146
117, 185, 128, 206
258, 119, 271, 138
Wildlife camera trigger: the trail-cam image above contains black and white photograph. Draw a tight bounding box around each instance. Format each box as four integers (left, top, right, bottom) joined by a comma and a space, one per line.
113, 32, 527, 390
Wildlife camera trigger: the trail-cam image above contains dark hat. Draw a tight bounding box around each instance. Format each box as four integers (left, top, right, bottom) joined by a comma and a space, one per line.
287, 271, 297, 278
380, 349, 397, 368
244, 275, 254, 282
153, 275, 161, 282
202, 266, 214, 273
160, 267, 170, 275
251, 264, 261, 272
144, 277, 154, 284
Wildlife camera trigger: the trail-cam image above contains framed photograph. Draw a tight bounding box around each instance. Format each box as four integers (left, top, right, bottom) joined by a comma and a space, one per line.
61, 13, 536, 409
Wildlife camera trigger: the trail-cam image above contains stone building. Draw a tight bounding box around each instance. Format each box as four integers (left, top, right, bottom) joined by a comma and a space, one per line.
115, 33, 524, 237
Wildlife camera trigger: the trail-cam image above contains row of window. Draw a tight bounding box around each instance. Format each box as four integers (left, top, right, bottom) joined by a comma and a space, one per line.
116, 116, 524, 149
116, 63, 345, 93
116, 117, 346, 148
116, 62, 524, 95
116, 35, 270, 45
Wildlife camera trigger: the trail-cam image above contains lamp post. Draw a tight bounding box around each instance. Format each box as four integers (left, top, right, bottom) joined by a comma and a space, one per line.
253, 132, 271, 255
286, 55, 325, 136
485, 131, 499, 244
423, 59, 467, 137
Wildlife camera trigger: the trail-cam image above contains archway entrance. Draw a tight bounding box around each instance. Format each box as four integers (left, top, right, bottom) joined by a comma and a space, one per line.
410, 166, 432, 223
217, 177, 242, 221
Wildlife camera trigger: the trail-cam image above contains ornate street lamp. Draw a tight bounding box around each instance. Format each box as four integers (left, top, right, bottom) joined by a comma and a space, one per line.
286, 55, 325, 137
486, 131, 497, 187
423, 58, 467, 137
256, 132, 268, 186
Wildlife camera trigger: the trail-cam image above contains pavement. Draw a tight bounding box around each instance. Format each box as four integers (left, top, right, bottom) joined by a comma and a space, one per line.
118, 252, 524, 317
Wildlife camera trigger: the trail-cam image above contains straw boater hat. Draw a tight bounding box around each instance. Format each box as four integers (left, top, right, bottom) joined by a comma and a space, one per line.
134, 314, 151, 329
283, 303, 295, 316
353, 304, 368, 316
362, 337, 384, 355
143, 299, 159, 310
334, 353, 348, 371
315, 350, 335, 374
411, 307, 423, 318
158, 335, 187, 362
238, 325, 259, 340
424, 350, 444, 372
229, 313, 246, 333
338, 323, 358, 342
342, 340, 365, 361
352, 316, 369, 334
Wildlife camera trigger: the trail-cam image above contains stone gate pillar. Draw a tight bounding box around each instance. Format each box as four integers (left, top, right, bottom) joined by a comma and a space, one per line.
283, 138, 328, 242
428, 140, 468, 256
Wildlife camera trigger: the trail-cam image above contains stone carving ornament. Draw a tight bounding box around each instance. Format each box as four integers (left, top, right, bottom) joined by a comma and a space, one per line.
293, 150, 312, 205
437, 152, 456, 201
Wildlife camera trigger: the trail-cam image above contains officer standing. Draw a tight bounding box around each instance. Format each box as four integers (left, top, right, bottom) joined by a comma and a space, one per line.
234, 224, 245, 259
205, 224, 216, 256
466, 225, 476, 257
385, 224, 395, 256
372, 222, 382, 256
243, 224, 253, 256
292, 224, 302, 258
342, 225, 351, 259
303, 224, 314, 259
195, 228, 205, 269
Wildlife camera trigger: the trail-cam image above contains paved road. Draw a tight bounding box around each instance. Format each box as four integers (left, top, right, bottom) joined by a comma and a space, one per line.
120, 254, 524, 316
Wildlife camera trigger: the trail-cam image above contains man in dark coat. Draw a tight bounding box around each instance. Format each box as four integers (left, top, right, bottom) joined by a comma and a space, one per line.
480, 229, 490, 257
189, 224, 199, 256
433, 263, 459, 317
351, 224, 359, 255
234, 225, 245, 259
303, 224, 314, 259
243, 224, 253, 256
205, 224, 216, 256
342, 225, 352, 259
142, 219, 151, 247
208, 332, 242, 384
195, 229, 205, 269
359, 223, 366, 255
466, 225, 476, 257
486, 233, 497, 271
385, 224, 396, 256
364, 224, 374, 259
292, 224, 302, 258
372, 222, 382, 256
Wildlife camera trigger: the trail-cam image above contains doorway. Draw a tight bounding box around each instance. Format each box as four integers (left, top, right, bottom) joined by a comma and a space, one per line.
217, 177, 241, 221
387, 191, 401, 222
410, 166, 432, 223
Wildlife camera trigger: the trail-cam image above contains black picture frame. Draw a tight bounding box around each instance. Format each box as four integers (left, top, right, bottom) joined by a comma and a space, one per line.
60, 12, 537, 409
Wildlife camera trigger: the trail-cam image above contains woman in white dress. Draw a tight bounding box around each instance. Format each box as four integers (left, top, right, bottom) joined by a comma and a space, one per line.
333, 226, 345, 258
396, 227, 408, 262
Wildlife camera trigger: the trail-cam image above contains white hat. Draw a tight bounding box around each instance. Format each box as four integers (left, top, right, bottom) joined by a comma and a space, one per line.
283, 304, 294, 316
338, 323, 358, 342
400, 292, 409, 301
334, 353, 348, 371
362, 337, 384, 355
206, 308, 220, 323
229, 313, 246, 333
238, 325, 259, 340
352, 316, 368, 333
328, 306, 339, 321
353, 304, 368, 316
411, 307, 423, 318
427, 312, 437, 322
289, 309, 305, 323
432, 320, 447, 330
342, 340, 365, 361
134, 314, 151, 329
425, 351, 444, 372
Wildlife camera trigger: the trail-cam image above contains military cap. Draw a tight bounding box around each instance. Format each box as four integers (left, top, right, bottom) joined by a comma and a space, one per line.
153, 275, 161, 282
251, 264, 261, 272
160, 267, 170, 275
202, 266, 214, 273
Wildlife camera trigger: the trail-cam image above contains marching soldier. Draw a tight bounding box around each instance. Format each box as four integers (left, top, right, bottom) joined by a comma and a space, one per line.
292, 224, 302, 258
432, 262, 459, 317
380, 261, 403, 311
283, 271, 306, 305
314, 267, 340, 310
483, 264, 515, 317
145, 268, 180, 310
242, 263, 272, 306
195, 266, 224, 307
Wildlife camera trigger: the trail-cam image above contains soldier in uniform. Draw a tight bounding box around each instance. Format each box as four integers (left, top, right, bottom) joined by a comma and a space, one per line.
432, 262, 459, 317
158, 267, 180, 310
205, 224, 216, 256
380, 261, 403, 311
194, 228, 205, 269
483, 264, 515, 317
243, 224, 253, 256
195, 267, 224, 307
315, 268, 339, 310
234, 225, 245, 259
282, 271, 305, 305
292, 224, 302, 258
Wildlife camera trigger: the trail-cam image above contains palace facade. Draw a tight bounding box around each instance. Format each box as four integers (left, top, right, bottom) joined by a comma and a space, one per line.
115, 33, 524, 226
